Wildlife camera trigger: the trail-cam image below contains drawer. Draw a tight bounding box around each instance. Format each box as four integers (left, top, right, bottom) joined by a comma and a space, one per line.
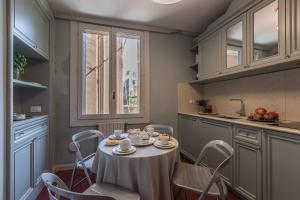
234, 125, 261, 145
13, 116, 48, 141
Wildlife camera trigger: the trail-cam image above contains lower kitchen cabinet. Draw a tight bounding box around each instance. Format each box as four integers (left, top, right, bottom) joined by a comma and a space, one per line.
14, 140, 34, 200
178, 114, 201, 160
264, 130, 300, 200
34, 132, 48, 185
198, 119, 233, 185
13, 116, 48, 200
234, 140, 262, 200
178, 114, 233, 185
178, 114, 300, 200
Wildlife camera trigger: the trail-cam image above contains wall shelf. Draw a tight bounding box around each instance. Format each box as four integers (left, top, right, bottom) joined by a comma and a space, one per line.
190, 44, 198, 53
189, 63, 198, 71
13, 79, 48, 89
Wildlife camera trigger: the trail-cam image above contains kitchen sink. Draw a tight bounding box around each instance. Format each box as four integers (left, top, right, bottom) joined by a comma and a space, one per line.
215, 115, 242, 120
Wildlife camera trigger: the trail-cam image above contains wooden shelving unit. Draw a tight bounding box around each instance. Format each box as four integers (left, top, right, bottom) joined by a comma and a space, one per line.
13, 79, 48, 89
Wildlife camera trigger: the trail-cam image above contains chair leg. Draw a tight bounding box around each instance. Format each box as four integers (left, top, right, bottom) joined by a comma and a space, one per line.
184, 190, 188, 200
82, 166, 92, 186
69, 163, 77, 190
174, 188, 182, 200
216, 180, 226, 200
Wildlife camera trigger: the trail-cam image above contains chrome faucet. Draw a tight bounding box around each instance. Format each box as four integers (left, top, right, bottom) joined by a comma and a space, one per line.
230, 99, 246, 117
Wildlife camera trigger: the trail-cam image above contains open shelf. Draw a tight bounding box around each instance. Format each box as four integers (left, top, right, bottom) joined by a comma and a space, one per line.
189, 63, 198, 71
13, 79, 48, 89
190, 44, 198, 53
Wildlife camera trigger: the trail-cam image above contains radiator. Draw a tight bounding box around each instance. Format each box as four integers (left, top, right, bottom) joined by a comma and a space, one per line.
97, 122, 126, 138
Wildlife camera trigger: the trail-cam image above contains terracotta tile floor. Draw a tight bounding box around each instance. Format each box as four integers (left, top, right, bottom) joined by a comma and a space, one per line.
36, 168, 240, 200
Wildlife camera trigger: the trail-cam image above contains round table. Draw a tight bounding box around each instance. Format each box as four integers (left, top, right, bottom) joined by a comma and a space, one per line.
92, 137, 178, 200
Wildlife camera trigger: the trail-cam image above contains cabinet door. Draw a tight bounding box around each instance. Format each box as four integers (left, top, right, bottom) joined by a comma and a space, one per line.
14, 0, 50, 58
14, 141, 34, 200
248, 0, 286, 67
34, 133, 48, 185
198, 119, 233, 185
222, 14, 248, 74
234, 140, 262, 200
289, 0, 300, 57
178, 115, 201, 160
198, 31, 221, 80
264, 131, 300, 200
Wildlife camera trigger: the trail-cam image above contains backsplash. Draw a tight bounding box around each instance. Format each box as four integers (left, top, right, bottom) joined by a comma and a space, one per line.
203, 67, 300, 121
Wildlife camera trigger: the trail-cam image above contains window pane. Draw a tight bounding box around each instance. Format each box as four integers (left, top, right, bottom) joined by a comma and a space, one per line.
116, 33, 141, 114
253, 0, 278, 61
82, 31, 110, 115
226, 21, 243, 68
227, 47, 241, 68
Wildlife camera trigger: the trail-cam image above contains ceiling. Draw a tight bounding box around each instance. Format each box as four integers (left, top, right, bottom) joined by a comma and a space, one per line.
49, 0, 232, 33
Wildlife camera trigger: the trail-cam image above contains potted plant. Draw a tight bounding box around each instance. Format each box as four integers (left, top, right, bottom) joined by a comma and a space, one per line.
197, 99, 209, 113
13, 53, 27, 79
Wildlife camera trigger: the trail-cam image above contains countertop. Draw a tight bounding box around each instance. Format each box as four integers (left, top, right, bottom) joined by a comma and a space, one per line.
178, 111, 300, 136
13, 115, 48, 128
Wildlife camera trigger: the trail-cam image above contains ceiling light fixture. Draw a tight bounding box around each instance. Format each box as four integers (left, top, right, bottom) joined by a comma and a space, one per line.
152, 0, 182, 5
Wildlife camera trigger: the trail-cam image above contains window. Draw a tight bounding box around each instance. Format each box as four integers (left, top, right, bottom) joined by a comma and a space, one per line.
70, 22, 150, 126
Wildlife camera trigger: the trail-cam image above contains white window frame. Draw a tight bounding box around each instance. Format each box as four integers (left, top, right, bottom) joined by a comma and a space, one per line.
70, 22, 150, 127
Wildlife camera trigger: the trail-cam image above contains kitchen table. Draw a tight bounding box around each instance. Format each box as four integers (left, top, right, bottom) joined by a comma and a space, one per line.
92, 137, 178, 200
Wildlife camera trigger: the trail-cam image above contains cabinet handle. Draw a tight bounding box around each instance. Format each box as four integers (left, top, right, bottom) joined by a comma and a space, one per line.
16, 132, 26, 138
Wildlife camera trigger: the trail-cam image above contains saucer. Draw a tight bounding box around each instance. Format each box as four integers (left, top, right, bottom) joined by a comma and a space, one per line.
150, 132, 160, 137
132, 137, 155, 147
112, 146, 136, 155
153, 141, 176, 149
109, 134, 127, 140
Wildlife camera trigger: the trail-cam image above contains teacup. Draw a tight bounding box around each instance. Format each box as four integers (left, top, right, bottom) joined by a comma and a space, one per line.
119, 139, 131, 151
114, 129, 123, 138
129, 134, 141, 144
140, 131, 149, 140
146, 127, 154, 136
159, 134, 169, 145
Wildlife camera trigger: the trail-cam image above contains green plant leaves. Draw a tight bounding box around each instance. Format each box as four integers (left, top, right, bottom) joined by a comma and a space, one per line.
14, 53, 27, 74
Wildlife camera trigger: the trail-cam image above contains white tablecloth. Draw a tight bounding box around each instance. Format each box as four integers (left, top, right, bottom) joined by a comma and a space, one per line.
92, 137, 178, 200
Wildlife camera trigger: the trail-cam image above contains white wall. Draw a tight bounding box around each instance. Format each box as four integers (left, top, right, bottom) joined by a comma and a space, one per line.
0, 0, 7, 198
53, 19, 194, 165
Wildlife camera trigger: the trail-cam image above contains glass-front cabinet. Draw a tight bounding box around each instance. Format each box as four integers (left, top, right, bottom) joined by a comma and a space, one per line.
288, 0, 300, 57
197, 0, 293, 82
249, 0, 286, 66
222, 15, 247, 73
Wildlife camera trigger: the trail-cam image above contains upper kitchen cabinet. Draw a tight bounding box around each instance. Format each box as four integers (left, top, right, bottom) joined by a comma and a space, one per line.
287, 0, 300, 58
198, 31, 222, 80
14, 0, 53, 60
222, 14, 247, 74
248, 0, 286, 67
191, 0, 299, 83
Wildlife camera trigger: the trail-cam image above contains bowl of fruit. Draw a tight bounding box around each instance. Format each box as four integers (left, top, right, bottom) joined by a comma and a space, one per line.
248, 108, 279, 122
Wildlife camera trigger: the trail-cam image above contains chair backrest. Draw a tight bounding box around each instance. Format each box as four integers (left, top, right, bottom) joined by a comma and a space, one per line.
194, 140, 234, 200
143, 124, 173, 137
70, 130, 104, 161
195, 140, 234, 170
41, 172, 115, 200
